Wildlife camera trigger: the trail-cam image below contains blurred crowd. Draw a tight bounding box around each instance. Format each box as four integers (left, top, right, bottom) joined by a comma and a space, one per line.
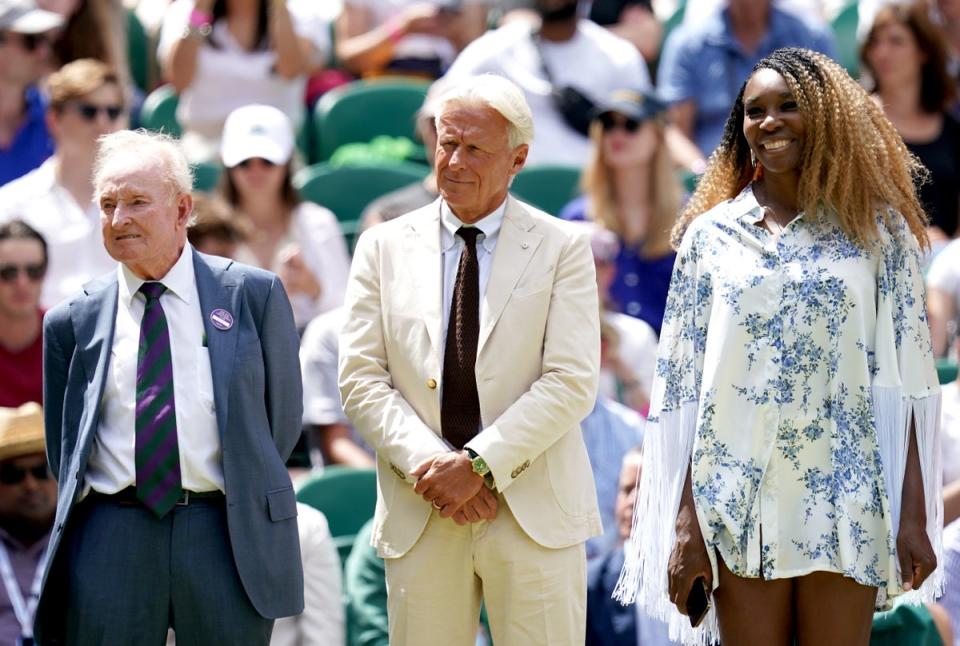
2, 0, 960, 644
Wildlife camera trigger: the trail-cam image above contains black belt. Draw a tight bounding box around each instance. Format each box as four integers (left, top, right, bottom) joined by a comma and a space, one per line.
88, 487, 224, 507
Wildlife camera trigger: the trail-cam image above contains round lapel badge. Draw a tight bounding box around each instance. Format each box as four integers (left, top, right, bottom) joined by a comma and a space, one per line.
210, 308, 234, 331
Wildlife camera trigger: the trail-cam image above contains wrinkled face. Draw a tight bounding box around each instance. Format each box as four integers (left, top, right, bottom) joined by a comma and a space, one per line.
228, 158, 287, 203
50, 83, 127, 157
435, 104, 528, 223
742, 68, 806, 179
0, 238, 45, 319
615, 453, 642, 540
600, 114, 658, 168
864, 21, 925, 89
0, 453, 57, 529
98, 156, 191, 279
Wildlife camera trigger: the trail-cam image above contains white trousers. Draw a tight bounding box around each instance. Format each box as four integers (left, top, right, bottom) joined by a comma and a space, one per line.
384, 499, 587, 646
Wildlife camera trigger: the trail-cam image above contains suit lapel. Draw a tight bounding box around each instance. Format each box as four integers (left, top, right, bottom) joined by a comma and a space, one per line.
70, 274, 119, 452
479, 197, 543, 353
404, 201, 444, 358
193, 249, 242, 441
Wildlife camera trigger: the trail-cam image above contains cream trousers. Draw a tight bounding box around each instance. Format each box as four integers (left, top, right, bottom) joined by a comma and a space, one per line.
384, 498, 587, 646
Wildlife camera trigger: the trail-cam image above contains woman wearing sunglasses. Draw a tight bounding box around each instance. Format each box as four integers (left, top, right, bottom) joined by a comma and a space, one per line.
218, 104, 350, 330
559, 89, 683, 337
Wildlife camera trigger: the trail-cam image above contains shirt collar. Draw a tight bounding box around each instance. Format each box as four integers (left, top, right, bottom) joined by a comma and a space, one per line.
440, 197, 507, 253
733, 183, 808, 227
117, 244, 195, 307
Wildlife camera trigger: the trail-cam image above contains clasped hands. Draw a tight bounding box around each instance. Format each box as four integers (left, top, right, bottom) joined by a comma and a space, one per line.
411, 451, 498, 526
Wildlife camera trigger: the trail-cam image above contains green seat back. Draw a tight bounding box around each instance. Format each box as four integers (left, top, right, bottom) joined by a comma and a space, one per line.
126, 9, 152, 92
314, 79, 430, 161
191, 161, 222, 192
937, 358, 958, 385
511, 165, 583, 216
293, 161, 430, 248
831, 2, 860, 78
140, 85, 181, 138
297, 467, 378, 564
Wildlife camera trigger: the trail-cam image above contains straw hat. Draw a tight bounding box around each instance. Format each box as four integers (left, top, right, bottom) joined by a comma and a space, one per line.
0, 403, 45, 462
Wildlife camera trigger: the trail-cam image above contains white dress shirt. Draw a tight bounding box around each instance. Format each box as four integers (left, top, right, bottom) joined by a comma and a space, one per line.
0, 158, 115, 308
439, 198, 506, 344
86, 244, 224, 495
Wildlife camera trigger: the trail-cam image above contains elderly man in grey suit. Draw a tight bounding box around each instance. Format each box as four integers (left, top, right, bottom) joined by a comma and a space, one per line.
35, 129, 304, 646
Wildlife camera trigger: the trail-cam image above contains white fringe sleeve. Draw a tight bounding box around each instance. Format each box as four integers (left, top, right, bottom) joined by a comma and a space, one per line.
873, 211, 943, 605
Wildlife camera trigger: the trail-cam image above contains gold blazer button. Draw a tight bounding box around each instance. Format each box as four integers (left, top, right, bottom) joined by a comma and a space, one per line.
427, 378, 437, 389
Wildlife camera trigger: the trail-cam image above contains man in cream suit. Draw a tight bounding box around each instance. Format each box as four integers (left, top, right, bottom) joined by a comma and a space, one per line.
339, 74, 602, 645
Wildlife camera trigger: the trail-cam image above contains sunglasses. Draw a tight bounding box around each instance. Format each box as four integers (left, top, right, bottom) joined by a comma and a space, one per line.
598, 113, 641, 133
235, 158, 278, 169
0, 31, 53, 52
0, 463, 51, 486
70, 102, 124, 122
0, 262, 45, 282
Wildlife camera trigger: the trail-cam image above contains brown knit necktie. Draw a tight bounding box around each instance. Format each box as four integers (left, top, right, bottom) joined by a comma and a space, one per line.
441, 227, 482, 449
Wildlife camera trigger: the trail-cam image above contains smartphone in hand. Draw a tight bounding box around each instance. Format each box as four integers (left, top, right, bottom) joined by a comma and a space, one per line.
685, 577, 711, 628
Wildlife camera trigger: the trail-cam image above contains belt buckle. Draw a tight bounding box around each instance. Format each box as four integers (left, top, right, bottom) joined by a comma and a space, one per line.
176, 491, 190, 506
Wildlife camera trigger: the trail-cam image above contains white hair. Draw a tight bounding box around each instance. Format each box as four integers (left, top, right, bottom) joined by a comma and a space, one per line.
93, 129, 193, 200
435, 74, 535, 148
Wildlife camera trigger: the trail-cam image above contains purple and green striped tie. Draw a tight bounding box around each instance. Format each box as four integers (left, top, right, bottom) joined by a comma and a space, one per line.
135, 281, 182, 517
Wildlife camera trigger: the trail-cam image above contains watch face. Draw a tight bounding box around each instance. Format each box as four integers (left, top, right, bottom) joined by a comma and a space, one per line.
472, 456, 489, 476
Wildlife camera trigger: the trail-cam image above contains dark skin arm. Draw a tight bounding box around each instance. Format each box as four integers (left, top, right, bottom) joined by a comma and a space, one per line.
668, 464, 713, 614
898, 420, 937, 591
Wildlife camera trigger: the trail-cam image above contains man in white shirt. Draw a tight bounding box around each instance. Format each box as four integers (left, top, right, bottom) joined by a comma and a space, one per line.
36, 129, 304, 645
0, 58, 124, 309
443, 0, 650, 166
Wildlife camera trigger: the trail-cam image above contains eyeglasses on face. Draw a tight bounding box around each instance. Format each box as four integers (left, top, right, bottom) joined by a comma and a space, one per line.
68, 102, 124, 122
0, 262, 46, 282
234, 158, 278, 169
598, 112, 641, 134
0, 462, 51, 486
0, 31, 53, 52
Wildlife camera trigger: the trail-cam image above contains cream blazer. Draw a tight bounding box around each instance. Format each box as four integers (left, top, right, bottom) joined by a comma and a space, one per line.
339, 196, 603, 558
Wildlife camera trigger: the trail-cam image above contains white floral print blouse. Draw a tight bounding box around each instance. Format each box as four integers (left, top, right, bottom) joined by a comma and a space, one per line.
616, 186, 943, 646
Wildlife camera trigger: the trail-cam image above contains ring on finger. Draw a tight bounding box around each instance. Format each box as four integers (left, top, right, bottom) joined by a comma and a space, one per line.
432, 501, 442, 510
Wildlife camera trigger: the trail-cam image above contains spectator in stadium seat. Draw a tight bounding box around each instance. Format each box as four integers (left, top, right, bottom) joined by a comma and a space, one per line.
38, 0, 131, 88
336, 0, 490, 79
559, 90, 682, 335
185, 192, 247, 260
0, 58, 124, 308
158, 0, 329, 162
443, 0, 651, 166
861, 3, 960, 242
0, 0, 62, 185
584, 0, 662, 64
219, 103, 350, 329
0, 402, 57, 646
657, 0, 835, 157
0, 221, 46, 408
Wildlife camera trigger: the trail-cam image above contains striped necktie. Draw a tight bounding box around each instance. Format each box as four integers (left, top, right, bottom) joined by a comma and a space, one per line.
135, 281, 183, 517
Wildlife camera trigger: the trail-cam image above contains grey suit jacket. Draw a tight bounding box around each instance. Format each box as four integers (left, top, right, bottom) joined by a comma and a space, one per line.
35, 249, 305, 643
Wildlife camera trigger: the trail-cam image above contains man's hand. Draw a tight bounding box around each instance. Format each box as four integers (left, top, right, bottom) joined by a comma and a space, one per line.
411, 450, 484, 518
451, 486, 498, 525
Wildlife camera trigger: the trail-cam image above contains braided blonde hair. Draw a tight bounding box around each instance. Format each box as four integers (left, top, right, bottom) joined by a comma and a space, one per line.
672, 47, 929, 250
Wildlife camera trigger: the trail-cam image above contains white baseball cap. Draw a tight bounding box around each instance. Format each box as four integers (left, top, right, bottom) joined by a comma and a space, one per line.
0, 0, 63, 34
220, 104, 295, 169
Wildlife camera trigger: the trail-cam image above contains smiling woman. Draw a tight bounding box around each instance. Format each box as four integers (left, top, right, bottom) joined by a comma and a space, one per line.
616, 48, 941, 646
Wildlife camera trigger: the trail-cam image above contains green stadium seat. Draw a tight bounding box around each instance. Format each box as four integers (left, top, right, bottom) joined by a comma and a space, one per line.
937, 358, 958, 385
296, 467, 378, 565
831, 2, 860, 78
126, 9, 153, 93
139, 85, 181, 138
511, 164, 582, 216
313, 79, 430, 161
191, 161, 221, 192
293, 161, 430, 248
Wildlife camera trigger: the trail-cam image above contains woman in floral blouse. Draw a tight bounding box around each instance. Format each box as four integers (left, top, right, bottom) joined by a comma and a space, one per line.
616, 47, 941, 646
